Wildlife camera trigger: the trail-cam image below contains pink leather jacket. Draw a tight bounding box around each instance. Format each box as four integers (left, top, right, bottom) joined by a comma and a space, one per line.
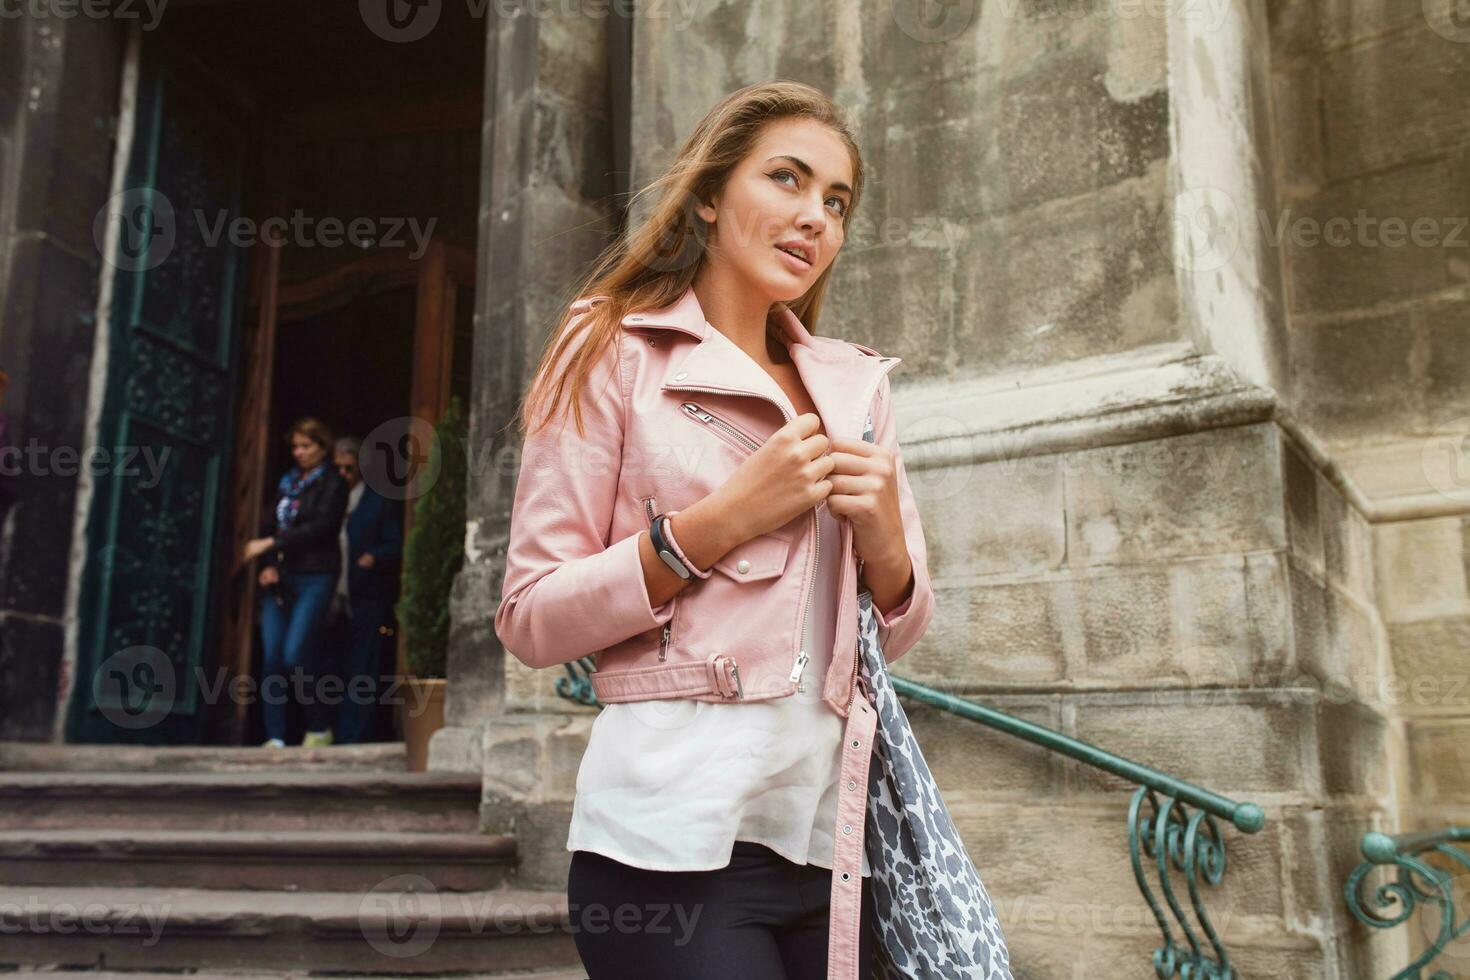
494, 283, 934, 715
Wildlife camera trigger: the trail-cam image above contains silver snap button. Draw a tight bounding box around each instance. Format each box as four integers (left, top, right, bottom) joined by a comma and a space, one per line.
843, 824, 852, 835
851, 739, 859, 747
648, 338, 656, 346
841, 872, 850, 881
736, 559, 750, 574
847, 780, 856, 790
674, 371, 688, 380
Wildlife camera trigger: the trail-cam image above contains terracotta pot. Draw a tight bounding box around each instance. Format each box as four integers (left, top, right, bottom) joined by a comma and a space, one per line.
402, 677, 446, 773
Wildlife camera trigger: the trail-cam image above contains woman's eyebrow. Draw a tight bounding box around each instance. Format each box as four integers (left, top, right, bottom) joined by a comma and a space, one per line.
766, 154, 853, 196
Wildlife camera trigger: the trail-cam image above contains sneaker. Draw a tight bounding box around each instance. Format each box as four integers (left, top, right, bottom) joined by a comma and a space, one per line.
302, 729, 334, 748
261, 738, 286, 749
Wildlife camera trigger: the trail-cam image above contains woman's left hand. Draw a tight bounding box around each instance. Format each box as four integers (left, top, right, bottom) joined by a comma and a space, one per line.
242, 536, 275, 564
823, 436, 907, 568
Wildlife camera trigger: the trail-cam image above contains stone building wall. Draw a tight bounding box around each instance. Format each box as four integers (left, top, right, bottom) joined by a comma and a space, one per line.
1268, 1, 1470, 954
458, 1, 1462, 975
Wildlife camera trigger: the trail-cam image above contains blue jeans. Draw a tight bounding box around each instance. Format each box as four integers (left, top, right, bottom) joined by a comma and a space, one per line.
259, 571, 336, 742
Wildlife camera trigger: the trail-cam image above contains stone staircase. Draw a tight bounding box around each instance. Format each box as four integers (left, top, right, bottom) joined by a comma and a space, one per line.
0, 743, 585, 977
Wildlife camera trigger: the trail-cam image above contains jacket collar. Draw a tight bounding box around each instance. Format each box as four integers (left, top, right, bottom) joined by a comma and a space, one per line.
621, 285, 900, 441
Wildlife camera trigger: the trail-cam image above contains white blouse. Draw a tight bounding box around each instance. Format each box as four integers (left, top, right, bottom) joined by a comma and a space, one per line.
566, 499, 872, 877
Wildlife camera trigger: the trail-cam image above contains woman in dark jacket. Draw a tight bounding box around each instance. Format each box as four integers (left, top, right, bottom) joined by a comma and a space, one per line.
243, 417, 350, 748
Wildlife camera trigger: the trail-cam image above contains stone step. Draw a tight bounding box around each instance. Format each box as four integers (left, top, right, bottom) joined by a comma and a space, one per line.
0, 771, 483, 833
0, 740, 415, 773
28, 971, 587, 979
0, 829, 518, 892
0, 884, 583, 974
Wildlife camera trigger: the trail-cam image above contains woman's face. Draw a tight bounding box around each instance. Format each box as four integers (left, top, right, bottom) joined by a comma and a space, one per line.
291, 432, 326, 471
697, 116, 854, 303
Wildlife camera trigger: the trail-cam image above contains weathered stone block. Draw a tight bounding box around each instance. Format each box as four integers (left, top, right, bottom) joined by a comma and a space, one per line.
1069, 693, 1318, 796
916, 579, 1069, 686
1321, 23, 1470, 180
1283, 437, 1325, 575
1407, 718, 1470, 801
1318, 700, 1390, 798
1388, 617, 1470, 717
923, 454, 1066, 578
1375, 517, 1470, 624
1064, 424, 1285, 566
1289, 311, 1419, 443
1318, 477, 1374, 603
907, 695, 1066, 799
1069, 560, 1258, 688
1286, 157, 1469, 316
955, 163, 1181, 376
1272, 63, 1324, 198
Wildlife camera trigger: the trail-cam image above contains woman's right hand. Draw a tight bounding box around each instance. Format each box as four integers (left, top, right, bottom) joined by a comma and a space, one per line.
712, 412, 834, 542
258, 566, 280, 588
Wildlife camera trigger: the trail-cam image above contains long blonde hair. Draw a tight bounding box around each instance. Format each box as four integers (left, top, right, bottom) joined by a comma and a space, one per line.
515, 80, 865, 440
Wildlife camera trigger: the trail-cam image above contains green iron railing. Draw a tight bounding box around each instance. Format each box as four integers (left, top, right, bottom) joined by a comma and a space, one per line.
1346, 828, 1470, 979
557, 656, 1265, 978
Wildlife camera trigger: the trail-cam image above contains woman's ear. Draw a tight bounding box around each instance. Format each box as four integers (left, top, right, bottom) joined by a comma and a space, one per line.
694, 190, 718, 224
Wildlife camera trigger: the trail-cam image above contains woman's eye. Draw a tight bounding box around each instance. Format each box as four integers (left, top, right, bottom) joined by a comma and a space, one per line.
826, 197, 848, 216
770, 168, 798, 186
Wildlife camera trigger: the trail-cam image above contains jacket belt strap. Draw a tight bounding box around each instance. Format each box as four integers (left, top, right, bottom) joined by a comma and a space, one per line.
588, 653, 744, 702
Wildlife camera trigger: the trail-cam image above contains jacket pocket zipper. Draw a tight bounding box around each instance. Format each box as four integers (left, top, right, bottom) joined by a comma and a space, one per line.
643, 495, 673, 662
680, 402, 761, 455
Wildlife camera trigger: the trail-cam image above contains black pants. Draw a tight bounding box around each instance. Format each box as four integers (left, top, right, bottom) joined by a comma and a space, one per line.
567, 841, 875, 979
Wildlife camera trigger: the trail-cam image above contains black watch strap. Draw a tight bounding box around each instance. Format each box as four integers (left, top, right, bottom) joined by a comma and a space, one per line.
648, 512, 693, 580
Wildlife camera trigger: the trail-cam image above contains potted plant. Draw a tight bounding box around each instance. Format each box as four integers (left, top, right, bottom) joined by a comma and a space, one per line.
395, 396, 466, 772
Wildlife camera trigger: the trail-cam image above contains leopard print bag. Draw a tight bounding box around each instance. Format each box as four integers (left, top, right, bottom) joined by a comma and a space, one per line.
857, 413, 1014, 980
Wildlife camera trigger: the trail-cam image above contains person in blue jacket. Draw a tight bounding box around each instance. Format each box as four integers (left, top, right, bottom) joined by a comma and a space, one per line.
330, 435, 403, 744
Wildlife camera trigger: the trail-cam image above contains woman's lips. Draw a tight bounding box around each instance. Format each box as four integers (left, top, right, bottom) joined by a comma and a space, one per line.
774, 243, 812, 274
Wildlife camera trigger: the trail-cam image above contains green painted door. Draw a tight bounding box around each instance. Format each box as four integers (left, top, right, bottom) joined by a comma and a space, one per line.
68, 33, 251, 743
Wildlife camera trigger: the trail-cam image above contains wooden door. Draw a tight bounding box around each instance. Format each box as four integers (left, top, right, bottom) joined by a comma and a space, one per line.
214, 240, 473, 743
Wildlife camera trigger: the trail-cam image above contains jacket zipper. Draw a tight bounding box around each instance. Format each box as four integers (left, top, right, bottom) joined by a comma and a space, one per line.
667, 390, 818, 694
680, 402, 760, 455
644, 495, 672, 662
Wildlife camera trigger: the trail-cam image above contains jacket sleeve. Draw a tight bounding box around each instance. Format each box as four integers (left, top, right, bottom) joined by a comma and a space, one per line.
494, 316, 676, 669
272, 473, 349, 556
866, 372, 935, 665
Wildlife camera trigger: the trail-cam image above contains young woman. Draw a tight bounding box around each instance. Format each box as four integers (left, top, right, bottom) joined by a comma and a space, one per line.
495, 81, 935, 980
243, 417, 350, 748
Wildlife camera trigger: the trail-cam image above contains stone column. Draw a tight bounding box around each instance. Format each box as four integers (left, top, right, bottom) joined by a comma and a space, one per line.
439, 4, 621, 883
0, 11, 126, 741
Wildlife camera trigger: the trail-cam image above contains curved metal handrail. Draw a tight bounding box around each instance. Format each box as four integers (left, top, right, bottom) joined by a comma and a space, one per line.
889, 673, 1262, 979
1346, 827, 1470, 979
